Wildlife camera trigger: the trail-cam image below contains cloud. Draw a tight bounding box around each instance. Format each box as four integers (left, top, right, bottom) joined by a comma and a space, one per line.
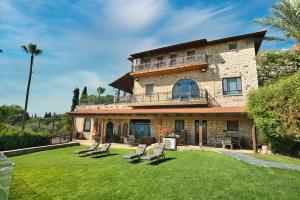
101, 0, 168, 31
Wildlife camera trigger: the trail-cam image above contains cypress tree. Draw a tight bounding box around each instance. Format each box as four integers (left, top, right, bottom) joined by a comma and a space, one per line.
71, 88, 80, 111
80, 86, 88, 103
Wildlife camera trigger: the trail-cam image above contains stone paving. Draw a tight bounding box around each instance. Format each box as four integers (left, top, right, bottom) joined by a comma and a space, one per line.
220, 150, 300, 171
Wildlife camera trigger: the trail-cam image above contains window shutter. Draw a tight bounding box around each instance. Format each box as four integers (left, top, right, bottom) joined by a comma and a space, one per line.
236, 78, 241, 91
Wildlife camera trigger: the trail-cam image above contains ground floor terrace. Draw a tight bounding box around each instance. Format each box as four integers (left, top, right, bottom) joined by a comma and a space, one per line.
70, 106, 256, 149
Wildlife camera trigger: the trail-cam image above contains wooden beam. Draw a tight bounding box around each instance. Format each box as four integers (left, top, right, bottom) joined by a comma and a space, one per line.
100, 119, 105, 144
252, 126, 257, 153
199, 120, 203, 147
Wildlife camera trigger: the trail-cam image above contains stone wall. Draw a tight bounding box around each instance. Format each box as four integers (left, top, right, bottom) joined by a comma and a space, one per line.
74, 114, 253, 148
133, 39, 258, 107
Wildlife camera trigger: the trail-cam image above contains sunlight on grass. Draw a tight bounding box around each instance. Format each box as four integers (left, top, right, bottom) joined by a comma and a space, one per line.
9, 146, 300, 200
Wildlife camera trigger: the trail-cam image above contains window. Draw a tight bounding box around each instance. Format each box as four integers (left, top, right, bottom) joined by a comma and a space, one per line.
227, 120, 238, 131
83, 118, 91, 132
143, 58, 150, 68
145, 83, 154, 96
187, 50, 195, 60
223, 77, 242, 95
228, 43, 238, 50
172, 79, 200, 100
157, 57, 165, 68
175, 120, 185, 131
170, 54, 177, 66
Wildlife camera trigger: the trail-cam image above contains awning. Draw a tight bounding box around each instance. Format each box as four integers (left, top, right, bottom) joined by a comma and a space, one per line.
109, 72, 134, 94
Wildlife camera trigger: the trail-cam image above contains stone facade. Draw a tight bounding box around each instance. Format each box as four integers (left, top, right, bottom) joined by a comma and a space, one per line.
75, 113, 253, 148
72, 35, 261, 148
133, 39, 258, 107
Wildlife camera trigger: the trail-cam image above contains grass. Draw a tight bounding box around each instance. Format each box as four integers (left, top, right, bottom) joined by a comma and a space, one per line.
8, 146, 300, 200
245, 153, 300, 166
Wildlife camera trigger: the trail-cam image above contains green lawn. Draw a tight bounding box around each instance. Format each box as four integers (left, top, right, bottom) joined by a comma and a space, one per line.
9, 146, 300, 200
245, 153, 300, 166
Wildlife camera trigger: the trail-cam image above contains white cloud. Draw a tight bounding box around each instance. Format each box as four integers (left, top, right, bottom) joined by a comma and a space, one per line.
101, 0, 168, 31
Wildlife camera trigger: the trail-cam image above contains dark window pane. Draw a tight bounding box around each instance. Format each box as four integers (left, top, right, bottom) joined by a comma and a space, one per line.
227, 120, 238, 131
228, 43, 238, 50
223, 77, 242, 95
175, 120, 185, 130
145, 84, 154, 95
83, 118, 91, 132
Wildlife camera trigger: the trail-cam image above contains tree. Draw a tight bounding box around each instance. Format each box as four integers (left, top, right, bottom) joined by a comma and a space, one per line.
257, 50, 300, 84
0, 105, 23, 123
80, 86, 88, 103
254, 0, 300, 53
97, 87, 105, 97
21, 43, 43, 130
71, 88, 80, 111
247, 71, 300, 154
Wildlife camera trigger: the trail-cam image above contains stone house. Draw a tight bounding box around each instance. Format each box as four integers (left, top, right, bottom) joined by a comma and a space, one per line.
69, 30, 266, 148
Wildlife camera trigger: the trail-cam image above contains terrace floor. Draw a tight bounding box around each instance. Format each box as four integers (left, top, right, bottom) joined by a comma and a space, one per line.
9, 146, 300, 200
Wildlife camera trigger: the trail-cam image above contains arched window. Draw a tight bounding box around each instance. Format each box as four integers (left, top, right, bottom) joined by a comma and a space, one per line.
172, 79, 200, 100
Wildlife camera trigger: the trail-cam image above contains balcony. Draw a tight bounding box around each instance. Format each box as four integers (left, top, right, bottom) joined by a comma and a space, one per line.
130, 53, 208, 78
116, 89, 208, 107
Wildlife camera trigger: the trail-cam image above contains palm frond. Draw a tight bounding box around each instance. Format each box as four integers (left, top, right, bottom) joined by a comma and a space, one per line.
254, 0, 300, 42
34, 49, 43, 56
21, 45, 29, 53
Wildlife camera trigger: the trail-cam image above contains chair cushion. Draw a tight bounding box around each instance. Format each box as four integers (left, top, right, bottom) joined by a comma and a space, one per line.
141, 154, 158, 161
123, 153, 139, 159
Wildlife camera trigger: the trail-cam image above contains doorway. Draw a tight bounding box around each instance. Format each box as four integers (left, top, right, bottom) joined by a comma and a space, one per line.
105, 122, 114, 142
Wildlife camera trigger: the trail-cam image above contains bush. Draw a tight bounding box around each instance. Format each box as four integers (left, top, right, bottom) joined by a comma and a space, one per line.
0, 123, 50, 151
247, 71, 300, 154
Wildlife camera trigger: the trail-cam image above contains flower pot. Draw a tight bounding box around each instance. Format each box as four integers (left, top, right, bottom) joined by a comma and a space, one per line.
261, 144, 269, 154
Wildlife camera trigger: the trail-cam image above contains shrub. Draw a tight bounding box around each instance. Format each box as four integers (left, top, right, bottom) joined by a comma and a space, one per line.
247, 71, 300, 154
0, 123, 50, 151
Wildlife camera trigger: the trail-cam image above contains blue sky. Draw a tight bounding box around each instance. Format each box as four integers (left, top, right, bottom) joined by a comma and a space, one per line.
0, 0, 288, 116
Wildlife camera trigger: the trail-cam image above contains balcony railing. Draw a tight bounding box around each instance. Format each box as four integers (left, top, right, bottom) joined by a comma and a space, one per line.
132, 53, 207, 72
115, 89, 208, 106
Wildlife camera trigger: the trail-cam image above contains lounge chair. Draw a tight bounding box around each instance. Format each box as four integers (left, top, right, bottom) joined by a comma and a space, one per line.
122, 144, 147, 162
74, 142, 100, 154
141, 144, 165, 164
85, 143, 111, 157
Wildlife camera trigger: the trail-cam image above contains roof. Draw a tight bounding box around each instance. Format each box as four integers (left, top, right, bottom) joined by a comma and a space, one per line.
69, 106, 246, 116
108, 72, 134, 94
129, 30, 267, 58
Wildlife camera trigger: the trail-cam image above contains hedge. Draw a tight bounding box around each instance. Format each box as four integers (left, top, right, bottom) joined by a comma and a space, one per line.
247, 71, 300, 154
0, 123, 50, 151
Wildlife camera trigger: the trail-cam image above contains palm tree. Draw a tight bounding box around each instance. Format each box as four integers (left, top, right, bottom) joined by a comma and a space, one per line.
21, 43, 43, 130
254, 0, 300, 53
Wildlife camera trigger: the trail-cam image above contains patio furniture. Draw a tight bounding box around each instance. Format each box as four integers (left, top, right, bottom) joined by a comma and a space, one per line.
222, 137, 233, 149
141, 144, 165, 164
174, 130, 186, 145
126, 135, 137, 146
85, 143, 111, 156
74, 142, 100, 154
231, 136, 242, 149
123, 144, 147, 162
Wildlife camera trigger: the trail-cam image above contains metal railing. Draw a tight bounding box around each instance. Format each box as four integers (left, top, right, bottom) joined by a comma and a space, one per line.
115, 89, 208, 104
0, 153, 14, 200
132, 53, 207, 72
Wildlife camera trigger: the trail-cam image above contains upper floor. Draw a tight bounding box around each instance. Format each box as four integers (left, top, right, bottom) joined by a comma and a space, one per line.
84, 30, 266, 108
